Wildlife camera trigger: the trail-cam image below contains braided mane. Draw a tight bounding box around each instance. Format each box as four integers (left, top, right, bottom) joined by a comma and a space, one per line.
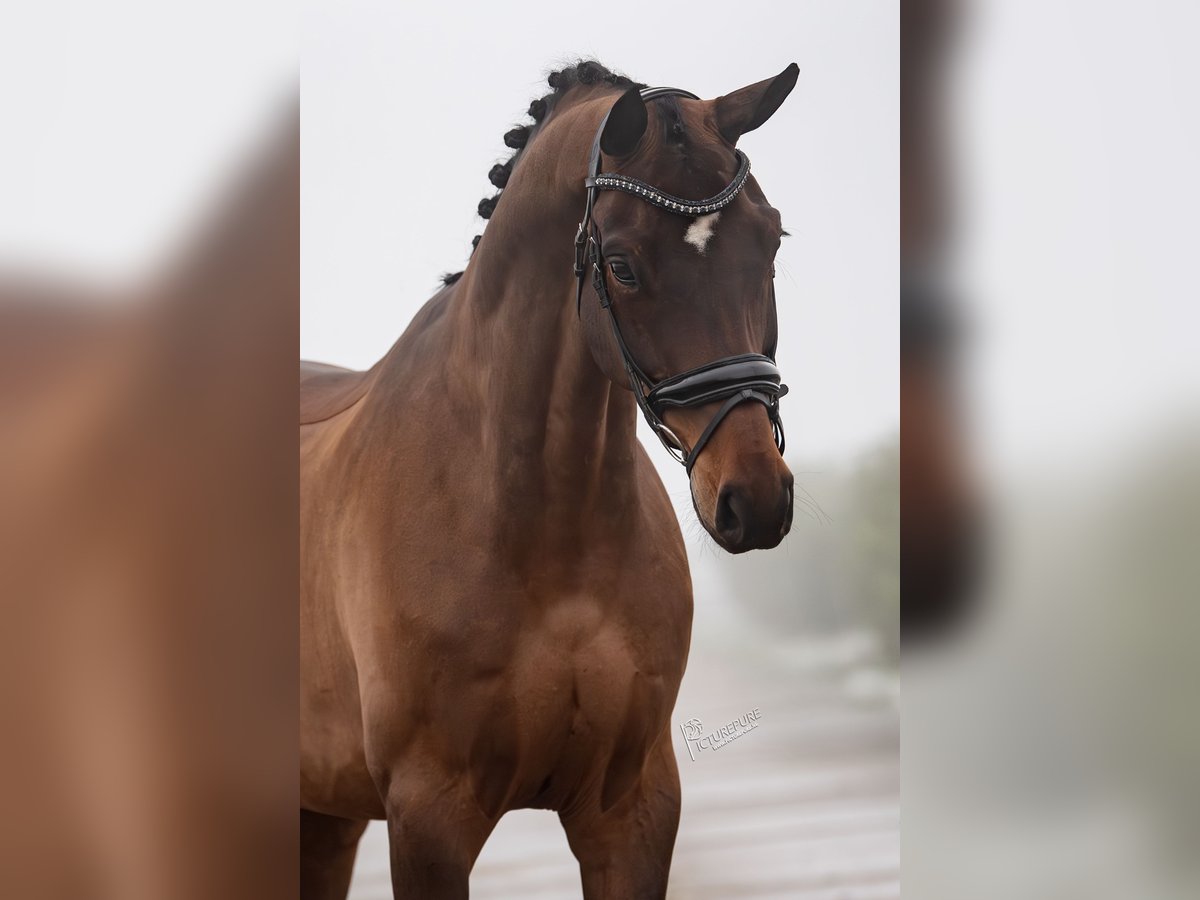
440, 60, 644, 286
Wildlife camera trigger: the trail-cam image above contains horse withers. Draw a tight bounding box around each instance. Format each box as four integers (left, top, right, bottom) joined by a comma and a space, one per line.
300, 60, 798, 899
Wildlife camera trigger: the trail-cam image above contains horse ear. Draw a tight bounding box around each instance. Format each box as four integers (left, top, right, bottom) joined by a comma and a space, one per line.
715, 63, 799, 144
600, 87, 648, 158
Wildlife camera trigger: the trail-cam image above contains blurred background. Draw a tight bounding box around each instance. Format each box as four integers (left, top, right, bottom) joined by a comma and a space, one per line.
301, 1, 899, 897
904, 0, 1200, 897
18, 0, 1200, 897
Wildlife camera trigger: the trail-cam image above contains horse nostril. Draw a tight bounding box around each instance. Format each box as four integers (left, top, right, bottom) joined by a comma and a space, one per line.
783, 472, 795, 520
712, 474, 792, 552
715, 484, 748, 546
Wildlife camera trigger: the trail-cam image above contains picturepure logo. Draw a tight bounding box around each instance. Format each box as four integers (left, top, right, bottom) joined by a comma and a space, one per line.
679, 707, 762, 762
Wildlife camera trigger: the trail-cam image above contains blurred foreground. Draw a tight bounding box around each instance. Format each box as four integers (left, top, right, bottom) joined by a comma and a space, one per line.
906, 424, 1200, 898
903, 0, 1200, 896
0, 113, 299, 898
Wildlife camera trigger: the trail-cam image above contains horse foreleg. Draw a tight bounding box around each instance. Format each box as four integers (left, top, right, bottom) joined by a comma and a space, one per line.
300, 809, 369, 900
559, 732, 682, 900
382, 774, 497, 900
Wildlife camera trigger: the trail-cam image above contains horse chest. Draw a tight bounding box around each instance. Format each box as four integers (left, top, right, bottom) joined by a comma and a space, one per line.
363, 507, 692, 815
472, 590, 686, 811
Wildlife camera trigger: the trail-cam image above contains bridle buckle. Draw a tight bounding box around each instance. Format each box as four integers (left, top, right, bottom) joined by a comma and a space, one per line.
652, 422, 688, 464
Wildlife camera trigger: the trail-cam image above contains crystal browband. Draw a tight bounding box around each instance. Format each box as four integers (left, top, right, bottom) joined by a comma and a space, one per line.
585, 150, 751, 217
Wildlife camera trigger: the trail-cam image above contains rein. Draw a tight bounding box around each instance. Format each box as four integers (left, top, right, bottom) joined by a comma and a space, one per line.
573, 87, 788, 473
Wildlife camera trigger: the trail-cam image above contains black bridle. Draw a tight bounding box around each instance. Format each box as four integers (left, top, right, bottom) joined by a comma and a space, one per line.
573, 87, 788, 473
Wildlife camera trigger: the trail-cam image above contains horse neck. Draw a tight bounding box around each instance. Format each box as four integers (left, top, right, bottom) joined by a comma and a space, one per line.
446, 93, 643, 515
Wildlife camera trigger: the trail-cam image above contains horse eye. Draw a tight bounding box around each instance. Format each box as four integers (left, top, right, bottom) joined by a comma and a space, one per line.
609, 260, 637, 286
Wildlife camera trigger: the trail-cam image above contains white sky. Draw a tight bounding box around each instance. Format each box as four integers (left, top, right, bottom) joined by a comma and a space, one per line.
1, 0, 897, 484
301, 0, 900, 468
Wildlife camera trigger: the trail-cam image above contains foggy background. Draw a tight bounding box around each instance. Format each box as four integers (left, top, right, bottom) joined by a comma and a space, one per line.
4, 0, 1199, 896
905, 0, 1200, 897
2, 0, 900, 896
302, 1, 899, 897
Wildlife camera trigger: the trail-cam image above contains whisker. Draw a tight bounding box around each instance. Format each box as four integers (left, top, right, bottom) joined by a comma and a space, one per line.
794, 482, 833, 525
777, 259, 800, 289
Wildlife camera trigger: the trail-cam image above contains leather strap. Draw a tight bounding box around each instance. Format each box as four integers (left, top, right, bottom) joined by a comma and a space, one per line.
649, 355, 784, 408
685, 389, 770, 473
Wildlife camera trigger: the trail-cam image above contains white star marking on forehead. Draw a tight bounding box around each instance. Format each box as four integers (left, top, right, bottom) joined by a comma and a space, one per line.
683, 212, 720, 254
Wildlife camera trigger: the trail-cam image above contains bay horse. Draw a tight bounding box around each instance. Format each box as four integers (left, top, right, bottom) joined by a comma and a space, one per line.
300, 60, 798, 899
